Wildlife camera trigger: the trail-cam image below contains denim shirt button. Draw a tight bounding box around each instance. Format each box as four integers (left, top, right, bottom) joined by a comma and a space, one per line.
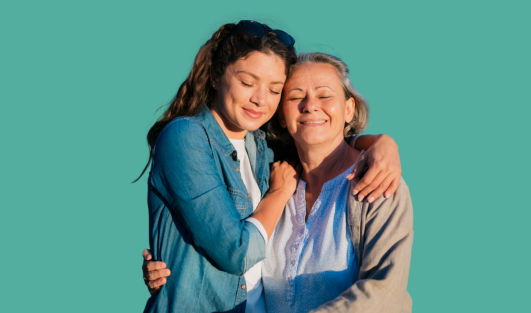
257, 178, 261, 183
236, 168, 239, 172
258, 149, 263, 153
248, 194, 251, 198
241, 284, 246, 289
232, 151, 237, 161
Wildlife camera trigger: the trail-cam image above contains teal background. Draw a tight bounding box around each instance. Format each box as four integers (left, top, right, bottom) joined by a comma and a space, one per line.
1, 0, 529, 311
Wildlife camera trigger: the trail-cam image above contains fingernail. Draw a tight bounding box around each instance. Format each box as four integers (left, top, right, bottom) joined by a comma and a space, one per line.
385, 192, 390, 199
352, 189, 359, 195
165, 270, 171, 276
346, 174, 353, 180
368, 196, 374, 203
358, 194, 364, 201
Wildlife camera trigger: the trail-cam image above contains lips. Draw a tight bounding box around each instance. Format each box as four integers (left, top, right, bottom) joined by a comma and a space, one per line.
299, 120, 327, 125
243, 108, 264, 119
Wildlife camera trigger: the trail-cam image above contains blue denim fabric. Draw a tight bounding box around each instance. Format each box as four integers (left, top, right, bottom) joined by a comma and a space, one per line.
144, 105, 274, 313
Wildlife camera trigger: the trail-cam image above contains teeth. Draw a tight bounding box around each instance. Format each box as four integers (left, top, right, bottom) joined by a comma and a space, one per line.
301, 121, 326, 124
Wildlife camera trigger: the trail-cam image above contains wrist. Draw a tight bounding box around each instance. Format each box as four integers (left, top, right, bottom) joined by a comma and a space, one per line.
267, 187, 295, 201
375, 134, 397, 148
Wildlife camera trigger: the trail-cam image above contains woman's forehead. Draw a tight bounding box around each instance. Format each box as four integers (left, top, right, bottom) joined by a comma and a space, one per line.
286, 63, 341, 89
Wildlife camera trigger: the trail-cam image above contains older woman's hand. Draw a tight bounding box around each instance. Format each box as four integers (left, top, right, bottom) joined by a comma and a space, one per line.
346, 134, 402, 203
142, 249, 170, 296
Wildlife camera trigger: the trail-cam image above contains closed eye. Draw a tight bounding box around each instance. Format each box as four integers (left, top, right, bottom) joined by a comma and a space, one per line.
241, 81, 252, 87
270, 90, 280, 95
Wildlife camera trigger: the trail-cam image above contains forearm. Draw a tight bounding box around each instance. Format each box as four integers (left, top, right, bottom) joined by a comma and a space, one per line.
153, 121, 267, 274
250, 189, 292, 239
353, 134, 385, 151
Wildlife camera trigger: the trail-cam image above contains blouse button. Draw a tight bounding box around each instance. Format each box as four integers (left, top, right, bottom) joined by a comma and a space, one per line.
241, 284, 246, 290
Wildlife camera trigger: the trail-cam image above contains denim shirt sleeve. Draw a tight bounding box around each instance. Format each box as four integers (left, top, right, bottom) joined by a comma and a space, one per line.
150, 119, 266, 275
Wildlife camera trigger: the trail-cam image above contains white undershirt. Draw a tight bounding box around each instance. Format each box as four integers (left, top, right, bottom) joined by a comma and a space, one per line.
229, 139, 267, 313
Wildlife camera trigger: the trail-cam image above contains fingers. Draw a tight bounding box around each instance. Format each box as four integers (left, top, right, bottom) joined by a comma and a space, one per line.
271, 160, 281, 170
147, 277, 167, 295
144, 268, 171, 281
384, 176, 401, 199
352, 160, 380, 197
356, 170, 387, 202
365, 172, 395, 203
142, 249, 152, 261
143, 260, 168, 272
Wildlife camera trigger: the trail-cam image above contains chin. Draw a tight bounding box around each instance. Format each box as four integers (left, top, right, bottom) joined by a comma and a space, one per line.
238, 114, 270, 131
238, 119, 265, 131
292, 134, 324, 146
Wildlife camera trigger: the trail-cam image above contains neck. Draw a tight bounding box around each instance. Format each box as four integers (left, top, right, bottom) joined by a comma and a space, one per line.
296, 136, 360, 190
210, 102, 247, 140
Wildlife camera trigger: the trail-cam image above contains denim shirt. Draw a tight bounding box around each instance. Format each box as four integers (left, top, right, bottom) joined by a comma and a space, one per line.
144, 105, 274, 313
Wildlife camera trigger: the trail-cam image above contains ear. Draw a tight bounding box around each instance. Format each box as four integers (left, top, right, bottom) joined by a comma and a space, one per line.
345, 97, 355, 123
210, 75, 218, 89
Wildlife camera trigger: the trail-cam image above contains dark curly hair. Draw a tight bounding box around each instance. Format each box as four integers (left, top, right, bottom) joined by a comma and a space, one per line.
134, 22, 297, 182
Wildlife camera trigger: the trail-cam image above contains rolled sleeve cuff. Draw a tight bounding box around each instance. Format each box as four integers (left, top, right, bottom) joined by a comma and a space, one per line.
245, 217, 268, 245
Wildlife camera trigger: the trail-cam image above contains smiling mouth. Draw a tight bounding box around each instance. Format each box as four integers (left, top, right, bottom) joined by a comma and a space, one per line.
300, 120, 327, 125
243, 108, 264, 119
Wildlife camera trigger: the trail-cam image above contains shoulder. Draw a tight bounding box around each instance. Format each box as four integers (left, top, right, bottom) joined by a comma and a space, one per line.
368, 177, 413, 227
348, 177, 413, 227
158, 117, 206, 141
154, 117, 211, 155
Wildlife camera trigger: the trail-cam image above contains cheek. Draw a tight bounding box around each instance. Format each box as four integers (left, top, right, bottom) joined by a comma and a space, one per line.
325, 102, 345, 121
285, 113, 300, 133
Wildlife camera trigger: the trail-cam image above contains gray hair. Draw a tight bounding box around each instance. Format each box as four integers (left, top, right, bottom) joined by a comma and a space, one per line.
268, 52, 369, 142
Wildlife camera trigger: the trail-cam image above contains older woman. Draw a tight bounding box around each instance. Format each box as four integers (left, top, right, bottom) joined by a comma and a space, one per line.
143, 52, 413, 313
262, 52, 413, 313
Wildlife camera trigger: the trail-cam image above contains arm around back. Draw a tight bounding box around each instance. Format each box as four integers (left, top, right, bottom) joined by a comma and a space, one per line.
311, 177, 413, 313
150, 118, 265, 276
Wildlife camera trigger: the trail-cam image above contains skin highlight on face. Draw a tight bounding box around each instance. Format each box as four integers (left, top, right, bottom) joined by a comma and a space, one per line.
211, 51, 287, 139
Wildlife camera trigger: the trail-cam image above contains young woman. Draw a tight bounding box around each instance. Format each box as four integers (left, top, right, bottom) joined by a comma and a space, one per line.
138, 21, 403, 313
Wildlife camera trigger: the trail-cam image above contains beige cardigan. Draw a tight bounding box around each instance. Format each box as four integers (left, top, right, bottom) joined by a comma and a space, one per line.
310, 177, 414, 313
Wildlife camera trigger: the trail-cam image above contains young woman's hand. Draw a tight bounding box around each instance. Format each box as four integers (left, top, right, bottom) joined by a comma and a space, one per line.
347, 134, 402, 203
142, 249, 170, 296
268, 160, 302, 196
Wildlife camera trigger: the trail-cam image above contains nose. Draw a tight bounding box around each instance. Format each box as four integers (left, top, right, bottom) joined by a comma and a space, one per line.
249, 85, 267, 107
299, 96, 319, 113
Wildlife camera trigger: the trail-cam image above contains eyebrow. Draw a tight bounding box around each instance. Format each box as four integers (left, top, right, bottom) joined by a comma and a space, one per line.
236, 71, 285, 85
287, 87, 304, 92
287, 86, 333, 93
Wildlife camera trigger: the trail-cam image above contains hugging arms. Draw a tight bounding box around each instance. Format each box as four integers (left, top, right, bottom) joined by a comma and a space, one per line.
137, 20, 412, 313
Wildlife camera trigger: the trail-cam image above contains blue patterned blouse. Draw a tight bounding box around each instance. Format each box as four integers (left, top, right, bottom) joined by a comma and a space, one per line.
262, 164, 359, 313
